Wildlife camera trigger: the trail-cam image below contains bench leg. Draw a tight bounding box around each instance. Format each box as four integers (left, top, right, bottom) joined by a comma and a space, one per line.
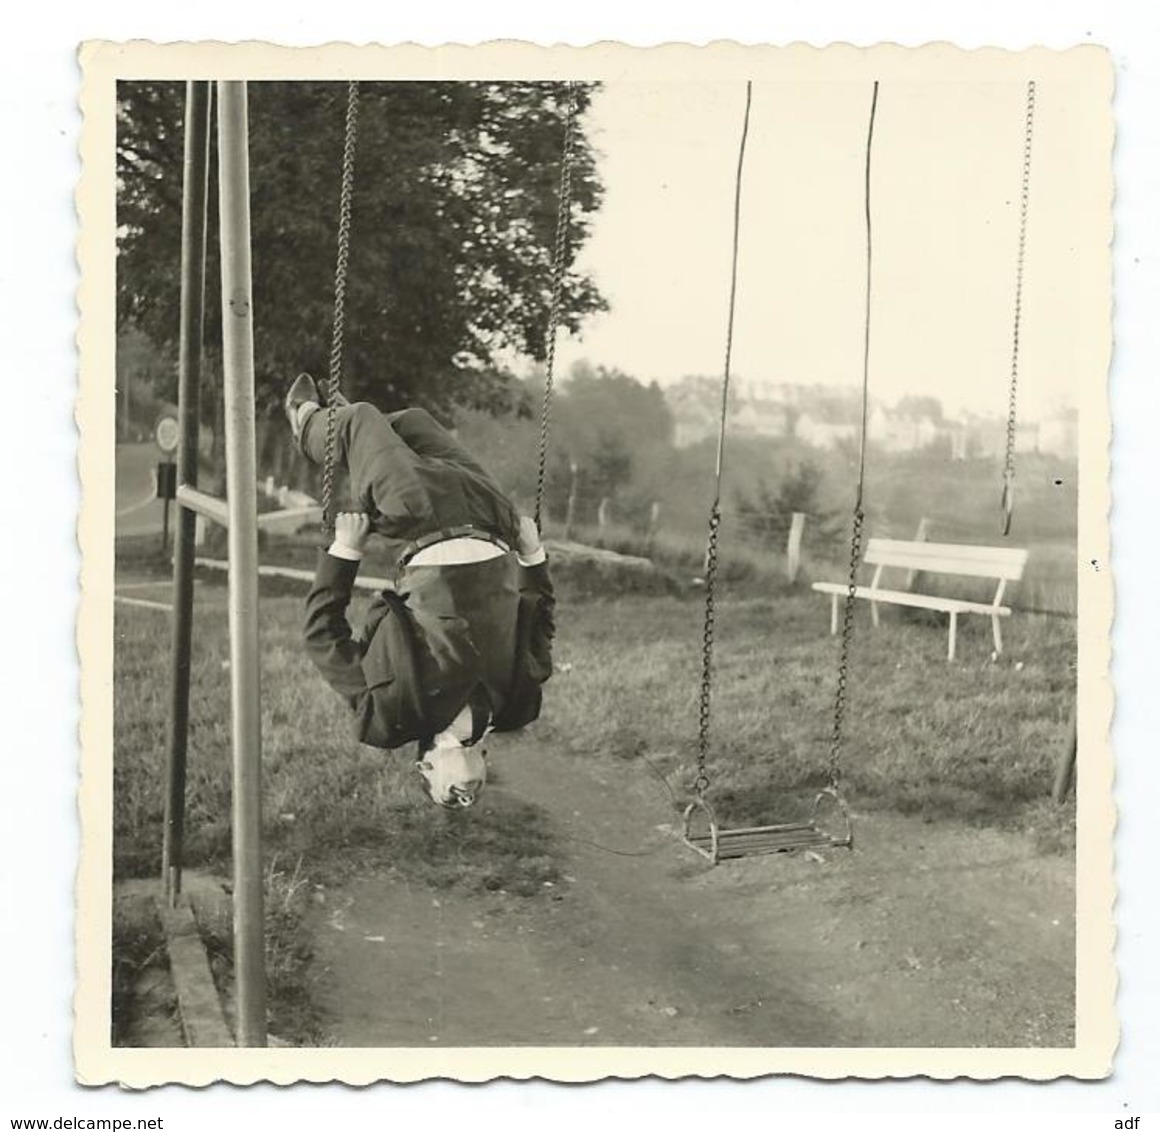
870, 600, 880, 628
947, 610, 958, 662
830, 594, 839, 635
991, 614, 1003, 656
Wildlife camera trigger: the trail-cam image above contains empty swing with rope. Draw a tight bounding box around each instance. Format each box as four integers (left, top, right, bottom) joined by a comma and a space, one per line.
681, 80, 880, 865
680, 76, 1039, 863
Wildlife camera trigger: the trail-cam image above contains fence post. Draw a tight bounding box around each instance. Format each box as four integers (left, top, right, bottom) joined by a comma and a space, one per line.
786, 511, 806, 583
645, 500, 661, 556
1052, 702, 1077, 803
564, 459, 579, 541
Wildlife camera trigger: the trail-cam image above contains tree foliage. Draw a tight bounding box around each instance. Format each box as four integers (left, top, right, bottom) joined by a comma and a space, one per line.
116, 80, 607, 422
543, 362, 675, 527
734, 460, 840, 550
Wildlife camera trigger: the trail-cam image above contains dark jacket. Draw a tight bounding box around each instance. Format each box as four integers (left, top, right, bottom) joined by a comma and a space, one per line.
303, 550, 555, 749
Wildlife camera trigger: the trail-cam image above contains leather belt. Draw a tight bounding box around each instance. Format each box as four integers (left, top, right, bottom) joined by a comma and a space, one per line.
397, 525, 512, 568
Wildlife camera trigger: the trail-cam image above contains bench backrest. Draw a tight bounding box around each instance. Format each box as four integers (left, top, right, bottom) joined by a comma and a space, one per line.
864, 538, 1029, 581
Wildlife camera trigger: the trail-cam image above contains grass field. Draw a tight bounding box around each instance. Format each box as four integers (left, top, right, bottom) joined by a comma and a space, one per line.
112, 545, 1075, 1041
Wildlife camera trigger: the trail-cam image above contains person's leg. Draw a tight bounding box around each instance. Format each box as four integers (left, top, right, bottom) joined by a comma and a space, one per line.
389, 408, 484, 466
299, 402, 353, 468
301, 402, 433, 535
387, 408, 495, 478
387, 408, 524, 545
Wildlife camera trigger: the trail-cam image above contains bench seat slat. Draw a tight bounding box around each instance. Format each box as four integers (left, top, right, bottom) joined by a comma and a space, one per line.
810, 582, 1012, 617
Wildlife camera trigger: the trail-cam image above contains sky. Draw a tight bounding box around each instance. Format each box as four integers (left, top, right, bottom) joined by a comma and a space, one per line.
549, 74, 1109, 421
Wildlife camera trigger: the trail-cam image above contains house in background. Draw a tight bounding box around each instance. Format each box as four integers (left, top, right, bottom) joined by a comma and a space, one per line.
730, 394, 792, 440
664, 376, 1077, 461
868, 404, 941, 452
796, 413, 860, 449
942, 413, 1074, 461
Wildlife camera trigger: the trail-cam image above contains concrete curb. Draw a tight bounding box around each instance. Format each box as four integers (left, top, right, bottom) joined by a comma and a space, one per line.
156, 893, 234, 1048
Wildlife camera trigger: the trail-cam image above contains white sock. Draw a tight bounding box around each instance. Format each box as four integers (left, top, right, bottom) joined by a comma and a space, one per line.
296, 401, 320, 430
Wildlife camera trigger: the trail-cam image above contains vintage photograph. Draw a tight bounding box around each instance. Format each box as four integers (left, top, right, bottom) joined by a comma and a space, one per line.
76, 41, 1114, 1083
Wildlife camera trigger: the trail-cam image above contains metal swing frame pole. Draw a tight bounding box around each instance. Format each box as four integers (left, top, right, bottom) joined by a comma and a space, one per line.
216, 79, 267, 1047
162, 81, 212, 904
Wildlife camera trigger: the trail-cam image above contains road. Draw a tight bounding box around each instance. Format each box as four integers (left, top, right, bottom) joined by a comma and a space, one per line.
116, 443, 168, 538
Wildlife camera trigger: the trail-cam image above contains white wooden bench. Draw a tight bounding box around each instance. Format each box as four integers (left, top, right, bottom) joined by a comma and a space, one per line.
811, 538, 1029, 661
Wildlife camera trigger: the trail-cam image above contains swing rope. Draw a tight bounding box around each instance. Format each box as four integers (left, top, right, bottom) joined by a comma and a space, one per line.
827, 80, 879, 794
1001, 79, 1036, 537
321, 79, 361, 539
693, 80, 752, 800
533, 82, 578, 533
692, 80, 878, 811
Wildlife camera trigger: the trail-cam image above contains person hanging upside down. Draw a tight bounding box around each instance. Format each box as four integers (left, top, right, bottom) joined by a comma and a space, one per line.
285, 373, 555, 810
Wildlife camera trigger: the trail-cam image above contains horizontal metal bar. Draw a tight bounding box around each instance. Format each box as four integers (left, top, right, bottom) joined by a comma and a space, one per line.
193, 556, 396, 593
176, 484, 230, 527
115, 595, 174, 614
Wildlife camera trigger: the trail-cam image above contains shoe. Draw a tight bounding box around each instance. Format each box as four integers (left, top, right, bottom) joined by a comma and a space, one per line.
285, 372, 321, 438
287, 371, 324, 443
301, 372, 349, 409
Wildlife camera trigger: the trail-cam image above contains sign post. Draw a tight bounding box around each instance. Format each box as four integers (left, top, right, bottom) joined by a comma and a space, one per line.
155, 415, 180, 553
163, 82, 211, 909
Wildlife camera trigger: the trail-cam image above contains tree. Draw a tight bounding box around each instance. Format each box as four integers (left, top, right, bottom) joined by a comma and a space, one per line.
543, 362, 675, 527
734, 460, 840, 550
664, 373, 741, 446
116, 80, 607, 425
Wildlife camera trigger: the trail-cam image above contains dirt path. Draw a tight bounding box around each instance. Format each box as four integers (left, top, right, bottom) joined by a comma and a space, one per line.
313, 733, 1074, 1048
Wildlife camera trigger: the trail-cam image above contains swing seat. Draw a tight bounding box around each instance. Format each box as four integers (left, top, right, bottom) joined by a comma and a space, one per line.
681, 789, 853, 865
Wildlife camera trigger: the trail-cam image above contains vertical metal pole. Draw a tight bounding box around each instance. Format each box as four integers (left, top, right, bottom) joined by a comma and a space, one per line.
163, 81, 212, 904
216, 79, 267, 1047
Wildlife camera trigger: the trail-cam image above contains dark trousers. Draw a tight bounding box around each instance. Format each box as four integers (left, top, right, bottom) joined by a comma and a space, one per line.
301, 403, 521, 547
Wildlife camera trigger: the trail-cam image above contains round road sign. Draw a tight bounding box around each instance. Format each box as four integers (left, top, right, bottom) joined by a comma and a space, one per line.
155, 415, 179, 454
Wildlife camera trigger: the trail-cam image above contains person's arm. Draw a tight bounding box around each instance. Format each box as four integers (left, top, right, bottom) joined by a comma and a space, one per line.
493, 518, 556, 731
516, 551, 555, 686
302, 513, 384, 739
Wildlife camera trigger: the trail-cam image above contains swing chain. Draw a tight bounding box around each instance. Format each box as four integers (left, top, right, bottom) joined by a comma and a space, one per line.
534, 83, 577, 532
826, 80, 878, 798
828, 505, 865, 792
321, 79, 361, 539
691, 83, 752, 802
1001, 79, 1036, 537
694, 503, 722, 797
